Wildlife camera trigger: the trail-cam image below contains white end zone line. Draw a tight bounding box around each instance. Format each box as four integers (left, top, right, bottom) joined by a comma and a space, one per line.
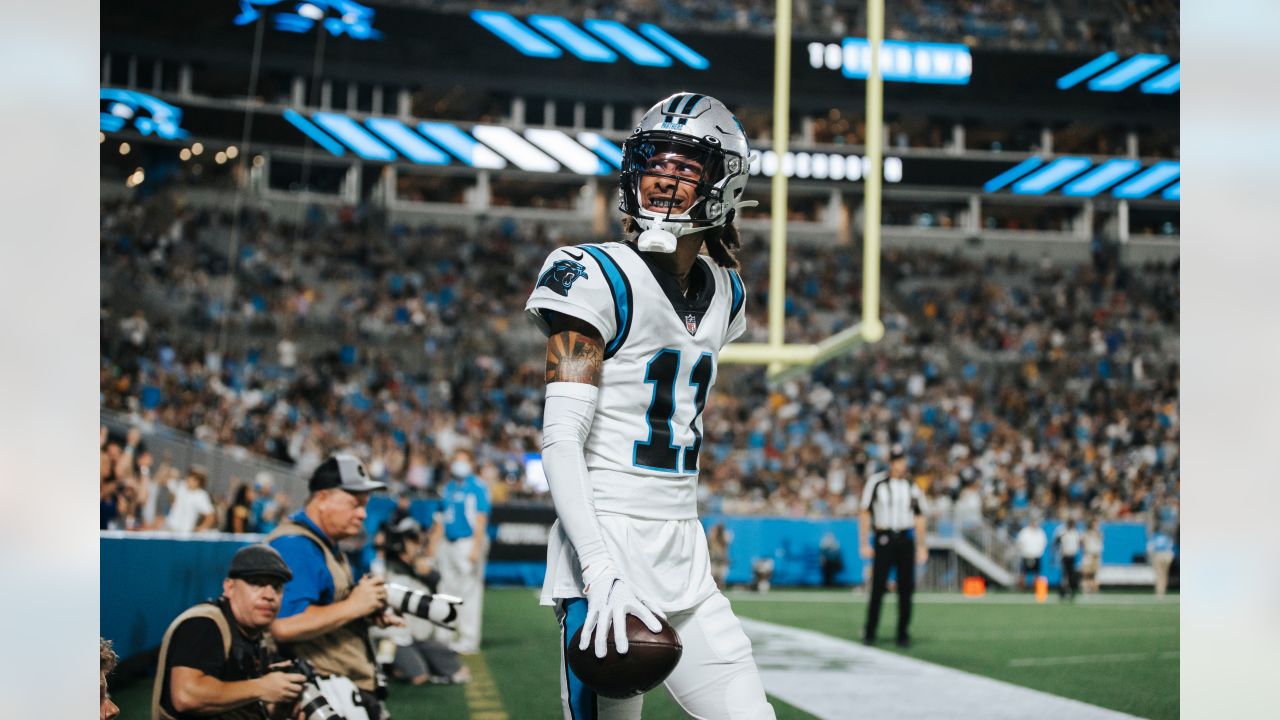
741, 617, 1142, 720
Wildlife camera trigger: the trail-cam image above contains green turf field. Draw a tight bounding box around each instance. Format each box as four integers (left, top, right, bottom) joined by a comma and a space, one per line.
112, 588, 1177, 719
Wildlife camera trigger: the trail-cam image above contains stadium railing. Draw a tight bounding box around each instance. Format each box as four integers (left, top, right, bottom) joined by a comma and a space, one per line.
101, 408, 309, 507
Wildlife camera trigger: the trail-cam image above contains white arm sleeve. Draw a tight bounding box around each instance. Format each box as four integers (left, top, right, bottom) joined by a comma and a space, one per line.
541, 381, 616, 586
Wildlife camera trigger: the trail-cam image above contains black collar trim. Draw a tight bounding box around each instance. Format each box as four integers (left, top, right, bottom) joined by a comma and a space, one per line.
625, 242, 717, 315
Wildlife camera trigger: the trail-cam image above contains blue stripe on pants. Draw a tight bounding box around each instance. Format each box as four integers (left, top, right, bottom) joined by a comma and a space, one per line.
562, 598, 596, 720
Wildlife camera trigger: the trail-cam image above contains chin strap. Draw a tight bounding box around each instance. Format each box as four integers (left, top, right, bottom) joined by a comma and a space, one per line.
634, 218, 714, 253
636, 227, 678, 253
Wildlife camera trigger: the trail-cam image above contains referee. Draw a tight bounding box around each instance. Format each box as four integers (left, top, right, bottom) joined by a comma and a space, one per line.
859, 444, 927, 648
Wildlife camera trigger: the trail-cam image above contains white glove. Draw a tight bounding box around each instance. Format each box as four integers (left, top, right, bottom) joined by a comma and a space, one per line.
579, 572, 665, 658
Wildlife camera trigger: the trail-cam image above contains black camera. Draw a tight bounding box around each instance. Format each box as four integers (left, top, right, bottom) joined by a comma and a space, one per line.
385, 583, 462, 628
278, 658, 342, 720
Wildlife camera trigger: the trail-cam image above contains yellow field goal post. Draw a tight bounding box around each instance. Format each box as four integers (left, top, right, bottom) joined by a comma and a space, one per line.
718, 0, 887, 380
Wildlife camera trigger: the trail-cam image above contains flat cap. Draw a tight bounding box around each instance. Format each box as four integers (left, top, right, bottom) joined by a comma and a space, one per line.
227, 544, 293, 583
889, 443, 906, 461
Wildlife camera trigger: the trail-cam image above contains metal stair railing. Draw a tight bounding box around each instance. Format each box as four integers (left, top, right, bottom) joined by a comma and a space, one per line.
955, 518, 1020, 587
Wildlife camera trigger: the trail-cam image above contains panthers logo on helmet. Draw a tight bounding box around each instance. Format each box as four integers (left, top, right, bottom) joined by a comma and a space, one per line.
537, 259, 589, 297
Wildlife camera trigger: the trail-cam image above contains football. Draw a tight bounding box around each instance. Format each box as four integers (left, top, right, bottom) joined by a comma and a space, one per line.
567, 614, 683, 699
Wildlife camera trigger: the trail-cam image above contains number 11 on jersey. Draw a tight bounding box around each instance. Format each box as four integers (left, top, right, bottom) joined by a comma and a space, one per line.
634, 349, 714, 474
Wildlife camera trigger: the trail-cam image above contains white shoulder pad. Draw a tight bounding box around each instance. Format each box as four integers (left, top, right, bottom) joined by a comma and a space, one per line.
525, 246, 631, 355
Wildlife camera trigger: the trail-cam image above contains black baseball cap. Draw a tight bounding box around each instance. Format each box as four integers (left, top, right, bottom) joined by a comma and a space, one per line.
889, 443, 906, 461
308, 454, 386, 494
227, 544, 293, 583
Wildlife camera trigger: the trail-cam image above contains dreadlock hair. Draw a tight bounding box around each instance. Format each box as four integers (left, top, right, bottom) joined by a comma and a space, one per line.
621, 213, 742, 271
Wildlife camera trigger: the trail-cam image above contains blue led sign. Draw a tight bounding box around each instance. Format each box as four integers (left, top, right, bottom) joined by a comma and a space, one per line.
581, 19, 671, 67
1112, 161, 1181, 199
1058, 53, 1179, 94
528, 15, 617, 63
277, 110, 892, 186
100, 89, 189, 139
234, 0, 381, 40
1140, 64, 1181, 95
985, 157, 1179, 200
365, 118, 449, 165
638, 24, 710, 70
1062, 159, 1142, 197
470, 11, 707, 69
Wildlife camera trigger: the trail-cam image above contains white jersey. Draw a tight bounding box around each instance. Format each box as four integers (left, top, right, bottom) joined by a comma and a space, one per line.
525, 241, 747, 520
525, 241, 746, 611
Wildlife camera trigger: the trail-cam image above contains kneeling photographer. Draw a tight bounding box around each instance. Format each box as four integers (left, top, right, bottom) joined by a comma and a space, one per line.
152, 545, 305, 720
373, 518, 469, 686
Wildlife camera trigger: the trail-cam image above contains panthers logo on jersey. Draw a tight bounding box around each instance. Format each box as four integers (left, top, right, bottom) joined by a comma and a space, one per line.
537, 259, 589, 297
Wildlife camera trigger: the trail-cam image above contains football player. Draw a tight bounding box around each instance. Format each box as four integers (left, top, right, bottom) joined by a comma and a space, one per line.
525, 92, 775, 719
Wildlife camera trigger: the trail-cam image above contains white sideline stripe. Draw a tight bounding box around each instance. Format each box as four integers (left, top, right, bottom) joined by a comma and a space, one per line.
1009, 651, 1179, 667
726, 590, 1179, 606
741, 617, 1141, 720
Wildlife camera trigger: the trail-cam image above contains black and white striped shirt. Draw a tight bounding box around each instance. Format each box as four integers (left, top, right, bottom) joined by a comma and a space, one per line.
860, 472, 923, 531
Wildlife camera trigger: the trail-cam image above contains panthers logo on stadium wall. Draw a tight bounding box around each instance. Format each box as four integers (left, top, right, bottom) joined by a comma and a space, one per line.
537, 259, 588, 296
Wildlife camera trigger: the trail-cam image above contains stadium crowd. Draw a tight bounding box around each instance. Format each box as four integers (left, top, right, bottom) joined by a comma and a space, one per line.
100, 186, 1179, 541
408, 0, 1178, 53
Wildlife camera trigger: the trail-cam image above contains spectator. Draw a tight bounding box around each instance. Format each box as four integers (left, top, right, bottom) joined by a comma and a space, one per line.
100, 637, 121, 720
1015, 517, 1047, 590
250, 473, 278, 532
708, 523, 732, 589
751, 557, 774, 593
166, 466, 217, 533
819, 532, 844, 587
1148, 525, 1176, 596
1081, 518, 1104, 594
226, 483, 257, 534
427, 448, 490, 655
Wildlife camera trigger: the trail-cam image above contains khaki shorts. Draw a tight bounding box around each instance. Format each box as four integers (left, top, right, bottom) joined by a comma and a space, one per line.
1081, 555, 1100, 576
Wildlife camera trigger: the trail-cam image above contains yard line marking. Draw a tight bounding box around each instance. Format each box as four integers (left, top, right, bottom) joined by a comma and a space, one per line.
1009, 651, 1179, 667
461, 653, 509, 720
936, 626, 1178, 641
742, 617, 1141, 719
726, 590, 1179, 606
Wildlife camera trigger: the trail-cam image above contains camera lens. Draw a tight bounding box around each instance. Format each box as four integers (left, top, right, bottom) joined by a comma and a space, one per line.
386, 583, 461, 626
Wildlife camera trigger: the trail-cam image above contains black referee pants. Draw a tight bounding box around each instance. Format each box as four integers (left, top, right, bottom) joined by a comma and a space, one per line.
1059, 556, 1080, 599
864, 531, 915, 642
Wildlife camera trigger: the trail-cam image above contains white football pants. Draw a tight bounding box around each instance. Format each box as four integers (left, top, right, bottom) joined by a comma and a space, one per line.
557, 591, 776, 720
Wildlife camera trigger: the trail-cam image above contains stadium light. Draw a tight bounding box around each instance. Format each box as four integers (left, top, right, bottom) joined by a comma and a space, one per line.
179, 148, 192, 161
226, 146, 239, 159
119, 142, 131, 155
191, 142, 204, 156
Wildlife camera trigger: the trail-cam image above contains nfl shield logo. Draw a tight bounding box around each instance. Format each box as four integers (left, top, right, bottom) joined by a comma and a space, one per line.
684, 314, 699, 335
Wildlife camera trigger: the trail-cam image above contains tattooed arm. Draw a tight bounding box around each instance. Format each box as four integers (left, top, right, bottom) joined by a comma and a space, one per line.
544, 312, 604, 385
539, 312, 617, 589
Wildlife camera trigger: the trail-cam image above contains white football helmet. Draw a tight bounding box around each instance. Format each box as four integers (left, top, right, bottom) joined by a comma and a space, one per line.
619, 92, 756, 252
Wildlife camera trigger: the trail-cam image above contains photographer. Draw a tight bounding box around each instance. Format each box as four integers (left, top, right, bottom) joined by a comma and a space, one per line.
375, 518, 470, 686
267, 454, 396, 720
151, 545, 305, 720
